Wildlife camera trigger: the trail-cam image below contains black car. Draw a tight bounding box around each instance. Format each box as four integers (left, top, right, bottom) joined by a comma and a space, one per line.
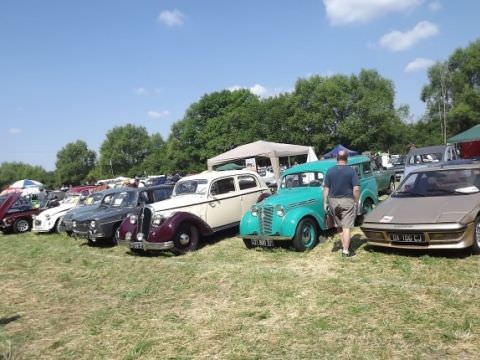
71, 185, 173, 244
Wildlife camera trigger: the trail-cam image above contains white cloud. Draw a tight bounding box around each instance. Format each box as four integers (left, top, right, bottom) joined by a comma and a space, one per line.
157, 9, 185, 27
428, 1, 442, 11
134, 87, 148, 96
228, 84, 269, 98
379, 21, 439, 52
9, 128, 22, 134
323, 0, 422, 25
404, 58, 435, 72
148, 110, 170, 119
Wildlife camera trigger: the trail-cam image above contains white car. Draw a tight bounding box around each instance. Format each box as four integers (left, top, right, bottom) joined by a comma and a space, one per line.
32, 195, 82, 233
116, 170, 271, 254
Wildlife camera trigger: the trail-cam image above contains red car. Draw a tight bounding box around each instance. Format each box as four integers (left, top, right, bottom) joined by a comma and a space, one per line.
0, 192, 41, 233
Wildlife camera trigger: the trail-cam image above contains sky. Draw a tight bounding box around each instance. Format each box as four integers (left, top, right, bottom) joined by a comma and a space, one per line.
1, 0, 479, 171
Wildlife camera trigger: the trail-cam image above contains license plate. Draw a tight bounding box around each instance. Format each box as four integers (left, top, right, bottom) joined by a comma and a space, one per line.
390, 233, 425, 243
251, 239, 274, 247
129, 242, 143, 249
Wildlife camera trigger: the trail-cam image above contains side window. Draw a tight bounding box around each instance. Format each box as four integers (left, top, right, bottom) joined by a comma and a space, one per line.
210, 178, 235, 195
238, 175, 258, 190
362, 162, 371, 176
153, 189, 171, 202
138, 191, 149, 204
370, 161, 378, 171
351, 165, 362, 179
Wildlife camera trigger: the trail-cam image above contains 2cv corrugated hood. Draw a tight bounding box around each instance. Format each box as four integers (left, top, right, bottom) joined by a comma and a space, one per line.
364, 194, 480, 224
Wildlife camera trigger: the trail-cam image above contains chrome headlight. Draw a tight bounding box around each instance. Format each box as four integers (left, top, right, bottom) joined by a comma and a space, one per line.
90, 220, 96, 228
275, 205, 285, 217
251, 205, 259, 217
137, 232, 145, 241
152, 214, 164, 226
125, 232, 132, 241
129, 215, 138, 225
72, 221, 77, 228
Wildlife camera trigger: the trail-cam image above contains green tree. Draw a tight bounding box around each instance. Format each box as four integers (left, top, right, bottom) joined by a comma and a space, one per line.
55, 140, 96, 186
98, 124, 152, 177
0, 162, 50, 190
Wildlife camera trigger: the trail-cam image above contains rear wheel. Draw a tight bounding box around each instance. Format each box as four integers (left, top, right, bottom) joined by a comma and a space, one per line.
13, 218, 31, 233
172, 223, 199, 255
356, 198, 374, 226
472, 217, 480, 254
292, 218, 318, 252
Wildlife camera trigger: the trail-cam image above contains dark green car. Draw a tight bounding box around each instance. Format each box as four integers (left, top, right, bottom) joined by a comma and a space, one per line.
240, 155, 379, 251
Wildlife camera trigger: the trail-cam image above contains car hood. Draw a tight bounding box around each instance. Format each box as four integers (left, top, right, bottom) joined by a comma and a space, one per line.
364, 195, 480, 224
36, 202, 77, 219
260, 188, 320, 208
74, 206, 133, 222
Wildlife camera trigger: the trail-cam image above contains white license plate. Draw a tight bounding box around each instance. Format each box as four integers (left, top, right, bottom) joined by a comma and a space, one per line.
251, 239, 274, 247
129, 242, 143, 249
390, 233, 425, 243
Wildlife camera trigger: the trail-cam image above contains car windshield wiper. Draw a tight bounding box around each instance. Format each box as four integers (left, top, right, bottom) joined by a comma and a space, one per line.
393, 190, 426, 197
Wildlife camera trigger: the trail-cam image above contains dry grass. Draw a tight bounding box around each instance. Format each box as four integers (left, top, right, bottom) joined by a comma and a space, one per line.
1, 229, 480, 359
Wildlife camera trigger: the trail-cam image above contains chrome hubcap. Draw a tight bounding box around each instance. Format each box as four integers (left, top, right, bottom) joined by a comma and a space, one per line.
302, 225, 313, 244
179, 233, 190, 245
18, 220, 29, 232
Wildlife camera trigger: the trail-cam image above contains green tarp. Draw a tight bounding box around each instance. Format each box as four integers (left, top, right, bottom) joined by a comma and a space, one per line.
216, 163, 244, 171
448, 124, 480, 143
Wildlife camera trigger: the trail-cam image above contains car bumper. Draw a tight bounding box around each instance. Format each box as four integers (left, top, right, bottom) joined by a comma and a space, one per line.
362, 222, 475, 250
118, 237, 174, 251
241, 234, 291, 241
32, 221, 54, 232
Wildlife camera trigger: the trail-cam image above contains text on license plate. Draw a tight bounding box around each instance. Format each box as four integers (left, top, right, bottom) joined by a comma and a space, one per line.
390, 233, 425, 242
251, 239, 274, 247
129, 242, 143, 249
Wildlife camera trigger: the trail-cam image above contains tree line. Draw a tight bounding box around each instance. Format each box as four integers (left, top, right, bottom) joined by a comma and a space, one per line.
1, 39, 479, 190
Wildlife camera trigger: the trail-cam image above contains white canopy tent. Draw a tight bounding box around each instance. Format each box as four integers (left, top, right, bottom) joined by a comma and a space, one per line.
207, 140, 317, 181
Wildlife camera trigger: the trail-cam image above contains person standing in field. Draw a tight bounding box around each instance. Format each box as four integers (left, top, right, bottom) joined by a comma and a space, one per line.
323, 150, 360, 257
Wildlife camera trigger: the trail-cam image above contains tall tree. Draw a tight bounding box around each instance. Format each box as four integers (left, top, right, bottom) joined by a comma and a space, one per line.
55, 140, 96, 185
0, 162, 50, 190
98, 124, 153, 177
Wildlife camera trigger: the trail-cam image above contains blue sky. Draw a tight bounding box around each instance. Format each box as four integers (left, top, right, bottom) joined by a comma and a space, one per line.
1, 0, 478, 171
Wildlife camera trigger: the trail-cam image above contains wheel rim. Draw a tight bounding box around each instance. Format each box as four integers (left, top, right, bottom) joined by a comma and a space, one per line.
17, 220, 29, 232
301, 222, 315, 247
179, 232, 190, 246
363, 200, 374, 214
390, 181, 395, 192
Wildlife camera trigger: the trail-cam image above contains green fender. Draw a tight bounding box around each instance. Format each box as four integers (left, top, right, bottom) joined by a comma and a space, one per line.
281, 206, 326, 239
239, 210, 259, 236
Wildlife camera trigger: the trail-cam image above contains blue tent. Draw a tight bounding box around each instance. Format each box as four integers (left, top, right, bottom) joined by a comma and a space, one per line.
323, 144, 358, 159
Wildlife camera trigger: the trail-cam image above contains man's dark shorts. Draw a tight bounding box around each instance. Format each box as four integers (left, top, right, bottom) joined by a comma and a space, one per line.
328, 197, 356, 228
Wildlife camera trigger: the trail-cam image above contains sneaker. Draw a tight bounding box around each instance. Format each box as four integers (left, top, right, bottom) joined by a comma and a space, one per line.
342, 250, 356, 258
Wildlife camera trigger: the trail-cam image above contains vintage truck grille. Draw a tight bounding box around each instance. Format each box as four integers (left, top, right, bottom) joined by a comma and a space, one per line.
139, 207, 152, 237
259, 206, 273, 235
75, 222, 90, 233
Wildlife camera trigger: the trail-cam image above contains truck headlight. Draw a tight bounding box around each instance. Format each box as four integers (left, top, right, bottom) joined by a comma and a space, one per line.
152, 214, 164, 226
90, 220, 96, 228
251, 205, 259, 217
275, 205, 285, 217
129, 215, 138, 225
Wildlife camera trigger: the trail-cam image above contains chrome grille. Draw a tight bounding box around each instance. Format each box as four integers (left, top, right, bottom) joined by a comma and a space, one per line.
75, 222, 90, 233
139, 207, 152, 237
259, 206, 273, 235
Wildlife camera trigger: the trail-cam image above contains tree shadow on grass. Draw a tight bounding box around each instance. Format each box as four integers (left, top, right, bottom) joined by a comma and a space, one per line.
0, 315, 21, 327
364, 244, 471, 259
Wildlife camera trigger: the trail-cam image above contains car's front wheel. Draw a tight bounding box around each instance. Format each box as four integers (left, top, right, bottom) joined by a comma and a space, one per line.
13, 218, 31, 233
172, 223, 199, 255
292, 217, 318, 252
472, 217, 480, 254
55, 216, 65, 233
243, 238, 254, 249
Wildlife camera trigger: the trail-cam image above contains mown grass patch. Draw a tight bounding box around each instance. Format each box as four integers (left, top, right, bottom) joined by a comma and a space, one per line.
1, 229, 480, 359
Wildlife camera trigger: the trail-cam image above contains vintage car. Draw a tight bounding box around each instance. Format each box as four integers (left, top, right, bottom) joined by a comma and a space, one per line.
239, 156, 379, 251
0, 193, 42, 233
62, 189, 120, 236
402, 144, 458, 181
369, 159, 396, 194
72, 185, 174, 244
32, 186, 97, 233
116, 170, 271, 254
391, 155, 406, 181
361, 160, 480, 253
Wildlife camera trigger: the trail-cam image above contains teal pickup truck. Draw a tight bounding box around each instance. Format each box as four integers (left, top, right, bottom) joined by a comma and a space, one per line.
369, 159, 396, 194
239, 155, 379, 251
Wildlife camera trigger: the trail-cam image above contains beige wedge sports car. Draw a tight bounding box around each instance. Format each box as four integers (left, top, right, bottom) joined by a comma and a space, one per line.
361, 160, 480, 253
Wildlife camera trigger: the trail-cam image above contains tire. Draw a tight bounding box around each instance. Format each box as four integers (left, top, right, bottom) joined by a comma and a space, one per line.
292, 218, 318, 252
66, 230, 73, 237
55, 216, 65, 233
13, 218, 31, 233
472, 217, 480, 255
387, 178, 395, 194
172, 223, 199, 254
243, 238, 255, 249
355, 198, 374, 226
112, 225, 121, 245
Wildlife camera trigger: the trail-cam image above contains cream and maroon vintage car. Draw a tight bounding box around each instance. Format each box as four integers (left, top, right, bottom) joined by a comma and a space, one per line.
361, 160, 480, 253
116, 170, 270, 254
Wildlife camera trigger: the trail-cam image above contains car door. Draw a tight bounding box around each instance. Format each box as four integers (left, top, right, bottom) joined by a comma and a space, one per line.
206, 177, 241, 229
370, 160, 387, 192
236, 174, 262, 215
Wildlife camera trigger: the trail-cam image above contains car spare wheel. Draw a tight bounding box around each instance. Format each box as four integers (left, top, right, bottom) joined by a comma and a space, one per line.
172, 223, 199, 254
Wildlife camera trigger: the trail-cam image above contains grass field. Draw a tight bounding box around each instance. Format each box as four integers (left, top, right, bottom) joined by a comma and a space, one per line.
1, 228, 480, 359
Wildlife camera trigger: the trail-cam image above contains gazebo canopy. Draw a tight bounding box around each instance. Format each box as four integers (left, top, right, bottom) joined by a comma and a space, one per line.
207, 140, 313, 181
323, 144, 358, 159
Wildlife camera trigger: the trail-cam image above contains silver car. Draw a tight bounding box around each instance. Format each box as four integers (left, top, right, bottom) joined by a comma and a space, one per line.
361, 160, 480, 253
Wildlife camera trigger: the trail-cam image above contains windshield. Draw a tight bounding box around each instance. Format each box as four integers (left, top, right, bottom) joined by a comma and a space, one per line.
408, 152, 443, 165
174, 179, 208, 196
100, 193, 115, 207
63, 195, 81, 205
280, 172, 324, 189
0, 195, 8, 207
110, 191, 136, 207
394, 168, 480, 197
84, 192, 104, 206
